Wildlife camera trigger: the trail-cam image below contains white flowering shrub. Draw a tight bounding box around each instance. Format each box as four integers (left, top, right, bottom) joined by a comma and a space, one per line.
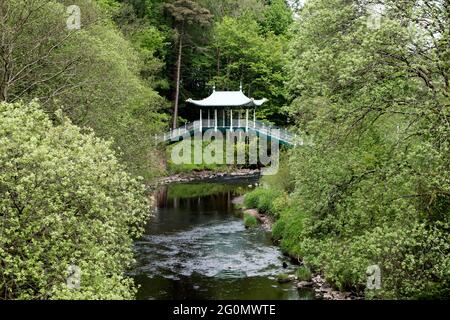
0, 101, 150, 299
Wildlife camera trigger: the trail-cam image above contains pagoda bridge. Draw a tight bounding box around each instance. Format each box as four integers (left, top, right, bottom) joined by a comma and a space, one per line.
157, 86, 302, 147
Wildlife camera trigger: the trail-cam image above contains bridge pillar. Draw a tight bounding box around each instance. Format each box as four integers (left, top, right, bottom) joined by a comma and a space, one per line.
253, 109, 256, 128
200, 109, 202, 132
246, 109, 249, 132
230, 109, 233, 132
214, 109, 218, 131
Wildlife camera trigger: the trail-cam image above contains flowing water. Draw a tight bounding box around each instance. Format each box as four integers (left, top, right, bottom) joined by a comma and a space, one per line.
132, 175, 314, 300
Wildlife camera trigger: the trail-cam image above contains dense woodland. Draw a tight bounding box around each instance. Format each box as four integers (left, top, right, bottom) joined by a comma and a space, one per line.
0, 0, 449, 299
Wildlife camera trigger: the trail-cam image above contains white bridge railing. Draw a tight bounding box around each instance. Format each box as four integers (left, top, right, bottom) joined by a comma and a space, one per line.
155, 119, 304, 146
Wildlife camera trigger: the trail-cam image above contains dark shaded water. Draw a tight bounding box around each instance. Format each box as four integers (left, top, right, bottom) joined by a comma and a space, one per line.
132, 176, 314, 300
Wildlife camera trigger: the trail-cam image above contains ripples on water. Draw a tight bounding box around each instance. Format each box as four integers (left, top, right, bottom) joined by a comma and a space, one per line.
132, 177, 314, 300
134, 219, 292, 279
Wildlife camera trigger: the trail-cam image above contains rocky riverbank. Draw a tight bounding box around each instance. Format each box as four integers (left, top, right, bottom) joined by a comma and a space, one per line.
234, 195, 361, 301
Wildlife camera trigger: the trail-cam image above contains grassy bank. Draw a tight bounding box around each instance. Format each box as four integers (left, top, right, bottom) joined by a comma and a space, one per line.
243, 153, 450, 300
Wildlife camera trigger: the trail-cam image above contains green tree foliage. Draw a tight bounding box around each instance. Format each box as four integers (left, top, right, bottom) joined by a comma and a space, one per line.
210, 16, 290, 123
0, 101, 150, 299
0, 0, 168, 179
260, 0, 293, 36
198, 0, 266, 21
114, 3, 170, 91
122, 0, 294, 126
275, 0, 450, 298
165, 0, 213, 128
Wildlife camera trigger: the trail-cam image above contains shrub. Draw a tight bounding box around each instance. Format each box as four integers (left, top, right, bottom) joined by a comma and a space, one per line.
244, 188, 283, 216
243, 213, 259, 228
244, 189, 264, 209
296, 266, 312, 282
0, 102, 150, 299
260, 152, 295, 193
272, 219, 286, 241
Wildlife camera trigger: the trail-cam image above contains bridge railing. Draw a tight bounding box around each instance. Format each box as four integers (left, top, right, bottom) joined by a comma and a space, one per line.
248, 120, 299, 145
156, 119, 304, 146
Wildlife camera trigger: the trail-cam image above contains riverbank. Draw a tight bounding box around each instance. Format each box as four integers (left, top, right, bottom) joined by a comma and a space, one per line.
234, 194, 360, 301
149, 169, 261, 189
134, 175, 305, 300
233, 194, 274, 231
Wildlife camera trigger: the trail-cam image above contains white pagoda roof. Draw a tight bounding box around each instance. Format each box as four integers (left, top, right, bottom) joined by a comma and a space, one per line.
186, 90, 268, 108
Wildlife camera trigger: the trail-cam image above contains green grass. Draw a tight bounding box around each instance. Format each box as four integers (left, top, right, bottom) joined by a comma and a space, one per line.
243, 187, 283, 217
167, 162, 232, 174
167, 183, 238, 199
243, 213, 259, 228
166, 139, 250, 174
296, 266, 312, 282
276, 273, 291, 283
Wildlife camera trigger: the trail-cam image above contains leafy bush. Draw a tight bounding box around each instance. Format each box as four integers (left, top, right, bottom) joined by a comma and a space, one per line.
260, 152, 295, 193
256, 189, 282, 214
244, 188, 283, 216
271, 219, 286, 241
0, 102, 150, 299
296, 266, 312, 282
244, 189, 263, 209
243, 213, 259, 228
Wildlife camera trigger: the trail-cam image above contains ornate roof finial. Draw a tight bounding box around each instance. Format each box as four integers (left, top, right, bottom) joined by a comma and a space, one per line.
239, 81, 243, 92
213, 84, 216, 92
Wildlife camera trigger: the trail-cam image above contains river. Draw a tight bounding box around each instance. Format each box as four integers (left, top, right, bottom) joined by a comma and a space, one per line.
132, 175, 314, 300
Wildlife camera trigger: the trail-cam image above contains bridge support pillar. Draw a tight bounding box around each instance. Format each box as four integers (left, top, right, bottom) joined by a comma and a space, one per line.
230, 109, 233, 132
199, 109, 202, 132
238, 111, 241, 128
214, 109, 218, 131
246, 109, 249, 132
253, 109, 256, 128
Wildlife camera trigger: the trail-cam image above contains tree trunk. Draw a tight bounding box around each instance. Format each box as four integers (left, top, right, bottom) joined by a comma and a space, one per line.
173, 34, 182, 129
0, 82, 7, 102
0, 48, 11, 102
217, 47, 221, 77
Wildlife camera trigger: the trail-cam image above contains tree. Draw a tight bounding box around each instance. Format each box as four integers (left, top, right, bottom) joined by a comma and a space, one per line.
279, 0, 450, 298
0, 0, 79, 102
0, 0, 168, 179
211, 16, 290, 124
0, 101, 150, 299
198, 0, 266, 20
165, 0, 213, 129
260, 0, 293, 36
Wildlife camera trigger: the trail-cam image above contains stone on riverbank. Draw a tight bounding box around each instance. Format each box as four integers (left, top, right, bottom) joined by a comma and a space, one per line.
297, 281, 314, 288
231, 196, 245, 205
276, 274, 292, 284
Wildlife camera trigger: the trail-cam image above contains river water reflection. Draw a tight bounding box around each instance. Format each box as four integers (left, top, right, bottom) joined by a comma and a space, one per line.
132, 176, 314, 300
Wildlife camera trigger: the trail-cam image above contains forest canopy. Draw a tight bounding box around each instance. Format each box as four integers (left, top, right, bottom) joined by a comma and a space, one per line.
1, 0, 448, 300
